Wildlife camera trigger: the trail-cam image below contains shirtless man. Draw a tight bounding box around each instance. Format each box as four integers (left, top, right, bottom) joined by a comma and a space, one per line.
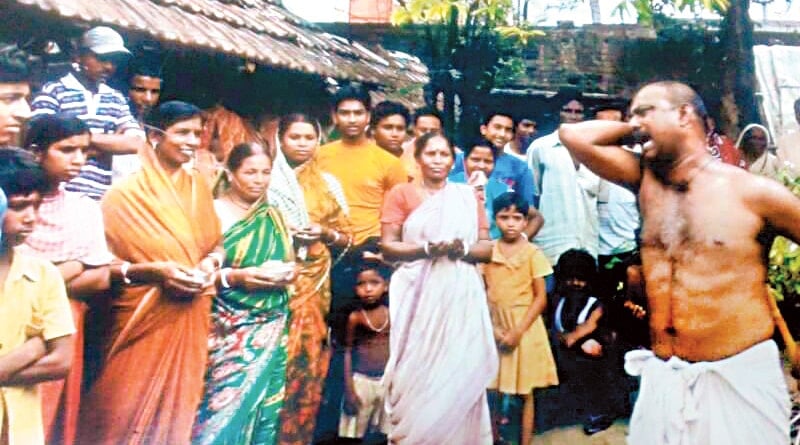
559, 81, 800, 444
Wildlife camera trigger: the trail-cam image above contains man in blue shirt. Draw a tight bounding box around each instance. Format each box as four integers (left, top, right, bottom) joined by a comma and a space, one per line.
450, 110, 537, 208
450, 138, 543, 239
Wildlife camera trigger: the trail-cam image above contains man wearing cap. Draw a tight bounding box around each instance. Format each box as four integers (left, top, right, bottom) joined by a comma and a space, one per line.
31, 26, 145, 200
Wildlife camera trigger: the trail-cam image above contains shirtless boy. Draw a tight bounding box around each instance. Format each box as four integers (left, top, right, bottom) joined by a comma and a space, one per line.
339, 262, 392, 440
559, 81, 800, 444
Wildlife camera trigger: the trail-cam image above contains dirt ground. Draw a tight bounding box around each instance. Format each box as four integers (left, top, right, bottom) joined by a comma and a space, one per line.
533, 361, 800, 445
536, 419, 628, 445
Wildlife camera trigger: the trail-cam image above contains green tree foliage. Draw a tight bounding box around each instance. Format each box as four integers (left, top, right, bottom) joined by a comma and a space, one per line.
769, 173, 800, 305
392, 0, 541, 140
612, 0, 730, 24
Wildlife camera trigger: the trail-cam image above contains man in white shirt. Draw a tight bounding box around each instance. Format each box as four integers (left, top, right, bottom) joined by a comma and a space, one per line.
528, 98, 600, 265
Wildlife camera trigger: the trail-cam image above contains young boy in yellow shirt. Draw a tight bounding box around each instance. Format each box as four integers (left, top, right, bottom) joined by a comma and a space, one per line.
0, 149, 74, 445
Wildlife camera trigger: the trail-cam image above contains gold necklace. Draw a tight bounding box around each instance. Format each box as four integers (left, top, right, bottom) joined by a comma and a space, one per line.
361, 307, 389, 333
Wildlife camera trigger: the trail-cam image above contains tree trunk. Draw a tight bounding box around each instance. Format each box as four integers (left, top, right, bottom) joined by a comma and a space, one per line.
442, 4, 459, 136
719, 0, 758, 137
589, 0, 601, 24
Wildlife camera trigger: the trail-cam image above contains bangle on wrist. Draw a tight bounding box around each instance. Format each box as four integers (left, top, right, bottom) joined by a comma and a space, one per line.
462, 242, 470, 258
520, 232, 528, 241
423, 241, 431, 257
328, 230, 341, 245
220, 268, 233, 289
120, 261, 132, 285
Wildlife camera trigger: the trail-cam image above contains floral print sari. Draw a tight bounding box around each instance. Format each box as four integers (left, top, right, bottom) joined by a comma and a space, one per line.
193, 203, 293, 445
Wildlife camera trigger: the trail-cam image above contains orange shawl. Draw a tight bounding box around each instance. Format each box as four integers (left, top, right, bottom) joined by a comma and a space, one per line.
78, 146, 221, 445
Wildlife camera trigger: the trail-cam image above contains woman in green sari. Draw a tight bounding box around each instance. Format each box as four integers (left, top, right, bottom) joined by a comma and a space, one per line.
193, 142, 295, 445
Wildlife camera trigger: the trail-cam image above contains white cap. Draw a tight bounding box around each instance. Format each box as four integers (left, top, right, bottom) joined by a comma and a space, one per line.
82, 26, 130, 55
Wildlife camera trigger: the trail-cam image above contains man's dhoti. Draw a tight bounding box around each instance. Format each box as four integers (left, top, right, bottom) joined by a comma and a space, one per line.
625, 340, 789, 445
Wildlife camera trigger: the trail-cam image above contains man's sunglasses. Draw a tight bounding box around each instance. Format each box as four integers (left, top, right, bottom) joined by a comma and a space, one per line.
562, 108, 584, 114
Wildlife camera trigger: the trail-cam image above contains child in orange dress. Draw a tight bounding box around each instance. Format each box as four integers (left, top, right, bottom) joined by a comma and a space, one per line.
484, 191, 558, 445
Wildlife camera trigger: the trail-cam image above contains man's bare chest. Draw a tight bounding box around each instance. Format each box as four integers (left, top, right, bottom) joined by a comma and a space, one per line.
639, 181, 753, 257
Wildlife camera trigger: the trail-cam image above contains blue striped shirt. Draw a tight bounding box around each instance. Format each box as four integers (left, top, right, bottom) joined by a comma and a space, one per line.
31, 73, 144, 200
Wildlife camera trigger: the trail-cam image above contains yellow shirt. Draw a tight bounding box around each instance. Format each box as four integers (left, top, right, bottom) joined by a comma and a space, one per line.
0, 252, 74, 445
316, 139, 408, 245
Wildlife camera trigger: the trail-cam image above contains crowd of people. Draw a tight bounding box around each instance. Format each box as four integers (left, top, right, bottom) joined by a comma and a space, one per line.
2, 24, 800, 445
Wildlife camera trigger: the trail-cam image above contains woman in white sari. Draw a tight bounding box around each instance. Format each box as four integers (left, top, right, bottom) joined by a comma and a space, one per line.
380, 133, 498, 444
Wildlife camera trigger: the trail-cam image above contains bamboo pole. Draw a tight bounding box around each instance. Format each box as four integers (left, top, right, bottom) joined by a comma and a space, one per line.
768, 287, 800, 378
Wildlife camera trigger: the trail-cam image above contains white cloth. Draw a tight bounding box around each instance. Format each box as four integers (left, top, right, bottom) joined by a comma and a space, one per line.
212, 200, 239, 234
112, 153, 142, 181
321, 172, 349, 215
503, 143, 527, 161
267, 148, 310, 229
747, 152, 783, 179
624, 340, 789, 445
384, 183, 497, 444
339, 373, 388, 438
527, 131, 600, 264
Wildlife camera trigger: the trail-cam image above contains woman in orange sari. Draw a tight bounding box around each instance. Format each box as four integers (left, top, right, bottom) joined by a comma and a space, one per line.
269, 113, 352, 444
78, 101, 223, 444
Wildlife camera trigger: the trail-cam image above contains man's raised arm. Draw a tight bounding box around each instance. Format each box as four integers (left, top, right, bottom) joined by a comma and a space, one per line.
558, 120, 642, 190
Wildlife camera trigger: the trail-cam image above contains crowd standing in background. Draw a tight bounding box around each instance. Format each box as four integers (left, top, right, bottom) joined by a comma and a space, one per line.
3, 25, 800, 445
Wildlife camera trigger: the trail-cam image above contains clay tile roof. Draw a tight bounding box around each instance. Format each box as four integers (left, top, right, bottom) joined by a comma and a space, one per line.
12, 0, 429, 88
